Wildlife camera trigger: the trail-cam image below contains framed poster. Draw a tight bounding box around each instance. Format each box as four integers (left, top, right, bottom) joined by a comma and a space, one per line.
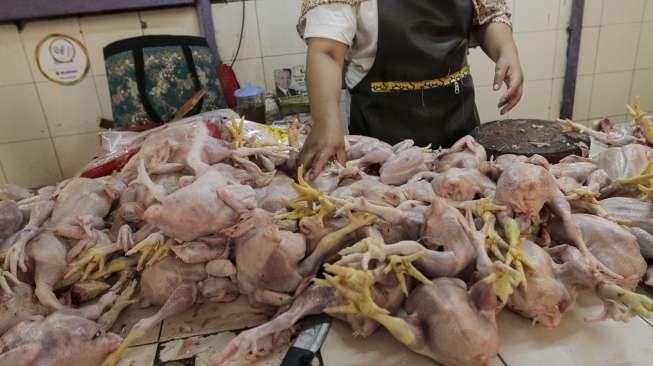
35, 33, 90, 85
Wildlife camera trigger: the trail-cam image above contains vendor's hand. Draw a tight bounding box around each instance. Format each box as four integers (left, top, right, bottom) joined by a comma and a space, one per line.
493, 44, 524, 115
298, 122, 346, 180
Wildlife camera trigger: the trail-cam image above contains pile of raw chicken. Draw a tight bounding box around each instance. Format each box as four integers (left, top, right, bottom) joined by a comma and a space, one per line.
2, 98, 653, 366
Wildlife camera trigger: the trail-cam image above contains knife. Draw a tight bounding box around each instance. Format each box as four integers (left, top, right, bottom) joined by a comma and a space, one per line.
280, 315, 331, 366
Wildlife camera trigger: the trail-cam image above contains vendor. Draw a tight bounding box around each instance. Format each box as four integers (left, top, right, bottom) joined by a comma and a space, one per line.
297, 0, 524, 179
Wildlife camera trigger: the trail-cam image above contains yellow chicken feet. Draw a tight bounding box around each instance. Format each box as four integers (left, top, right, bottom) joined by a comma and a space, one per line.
613, 162, 653, 188
482, 261, 523, 304
481, 213, 509, 261
500, 218, 534, 289
566, 186, 600, 204
227, 117, 245, 148
337, 236, 387, 270
383, 252, 431, 296
315, 264, 416, 345
126, 233, 175, 270
65, 247, 113, 281
282, 166, 337, 224
474, 196, 507, 217
99, 280, 138, 331
0, 268, 21, 294
627, 96, 653, 145
88, 257, 137, 280
596, 282, 653, 322
558, 118, 587, 134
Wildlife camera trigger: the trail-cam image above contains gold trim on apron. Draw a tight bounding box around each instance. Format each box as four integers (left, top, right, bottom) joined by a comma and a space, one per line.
370, 64, 470, 93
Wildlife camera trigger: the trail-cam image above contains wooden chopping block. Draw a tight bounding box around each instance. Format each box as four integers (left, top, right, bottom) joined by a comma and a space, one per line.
470, 119, 590, 163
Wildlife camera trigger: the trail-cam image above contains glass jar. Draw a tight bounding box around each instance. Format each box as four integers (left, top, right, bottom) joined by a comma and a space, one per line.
234, 83, 266, 124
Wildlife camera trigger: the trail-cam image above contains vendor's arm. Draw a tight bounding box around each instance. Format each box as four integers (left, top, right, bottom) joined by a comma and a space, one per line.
300, 37, 348, 179
297, 3, 357, 179
473, 0, 523, 115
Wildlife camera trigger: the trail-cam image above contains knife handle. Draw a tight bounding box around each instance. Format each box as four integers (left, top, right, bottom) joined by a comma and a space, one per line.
280, 346, 315, 366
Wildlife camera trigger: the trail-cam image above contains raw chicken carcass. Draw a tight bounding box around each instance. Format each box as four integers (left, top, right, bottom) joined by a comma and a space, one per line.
435, 135, 487, 172
379, 147, 431, 185
0, 311, 121, 366
549, 214, 647, 289
48, 176, 126, 239
222, 209, 306, 304
494, 161, 620, 280
411, 168, 496, 201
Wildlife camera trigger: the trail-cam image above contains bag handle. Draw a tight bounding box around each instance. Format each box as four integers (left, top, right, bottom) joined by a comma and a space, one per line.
133, 45, 206, 124
181, 45, 206, 115
133, 47, 163, 124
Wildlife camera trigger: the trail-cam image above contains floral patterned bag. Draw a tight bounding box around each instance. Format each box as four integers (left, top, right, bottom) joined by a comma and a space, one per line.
103, 35, 227, 129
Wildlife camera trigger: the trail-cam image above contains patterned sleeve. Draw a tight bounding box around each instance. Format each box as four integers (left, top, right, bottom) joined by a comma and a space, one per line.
297, 0, 367, 38
473, 0, 513, 29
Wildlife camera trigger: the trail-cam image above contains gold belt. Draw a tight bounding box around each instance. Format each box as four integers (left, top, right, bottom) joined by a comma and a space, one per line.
370, 64, 470, 93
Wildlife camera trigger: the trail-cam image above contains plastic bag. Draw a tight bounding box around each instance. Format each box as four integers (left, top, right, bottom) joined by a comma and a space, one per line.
79, 110, 236, 178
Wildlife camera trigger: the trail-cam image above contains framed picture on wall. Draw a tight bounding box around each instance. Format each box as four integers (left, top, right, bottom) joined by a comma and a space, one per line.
273, 65, 307, 98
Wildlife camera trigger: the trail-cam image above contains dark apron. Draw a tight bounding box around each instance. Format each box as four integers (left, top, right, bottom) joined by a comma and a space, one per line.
349, 0, 480, 147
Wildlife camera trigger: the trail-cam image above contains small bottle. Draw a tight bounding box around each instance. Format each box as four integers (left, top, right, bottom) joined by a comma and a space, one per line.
234, 83, 266, 124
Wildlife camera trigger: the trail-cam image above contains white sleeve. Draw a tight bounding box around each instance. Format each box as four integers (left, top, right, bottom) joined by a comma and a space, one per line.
302, 4, 357, 46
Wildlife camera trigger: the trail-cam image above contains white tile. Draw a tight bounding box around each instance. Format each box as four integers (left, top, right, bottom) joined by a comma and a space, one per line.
212, 1, 261, 62
0, 24, 33, 85
509, 79, 554, 119
110, 305, 161, 346
233, 57, 266, 88
117, 343, 156, 366
553, 29, 568, 78
80, 13, 143, 76
514, 31, 557, 81
573, 74, 594, 120
159, 296, 272, 341
262, 53, 307, 93
589, 71, 633, 118
256, 0, 306, 56
468, 47, 496, 87
0, 84, 49, 143
631, 68, 653, 111
595, 23, 641, 73
558, 0, 572, 29
475, 85, 501, 123
578, 27, 600, 75
584, 0, 605, 26
141, 7, 200, 36
646, 0, 653, 21
0, 139, 62, 188
550, 78, 565, 119
158, 332, 287, 366
636, 22, 653, 69
322, 320, 503, 366
499, 292, 653, 366
94, 75, 113, 120
37, 78, 102, 137
601, 0, 646, 24
53, 133, 101, 178
19, 18, 85, 83
513, 0, 560, 32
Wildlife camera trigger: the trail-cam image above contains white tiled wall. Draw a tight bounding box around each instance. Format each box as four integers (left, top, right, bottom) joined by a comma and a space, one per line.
2, 0, 653, 187
0, 7, 200, 188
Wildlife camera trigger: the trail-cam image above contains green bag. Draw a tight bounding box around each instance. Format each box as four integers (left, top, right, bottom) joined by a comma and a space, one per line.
104, 35, 227, 129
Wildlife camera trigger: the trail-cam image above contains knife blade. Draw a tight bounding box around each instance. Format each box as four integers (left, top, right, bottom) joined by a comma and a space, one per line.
280, 315, 331, 366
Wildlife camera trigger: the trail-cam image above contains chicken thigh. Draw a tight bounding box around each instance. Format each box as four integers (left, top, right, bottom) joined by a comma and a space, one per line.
222, 209, 305, 304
